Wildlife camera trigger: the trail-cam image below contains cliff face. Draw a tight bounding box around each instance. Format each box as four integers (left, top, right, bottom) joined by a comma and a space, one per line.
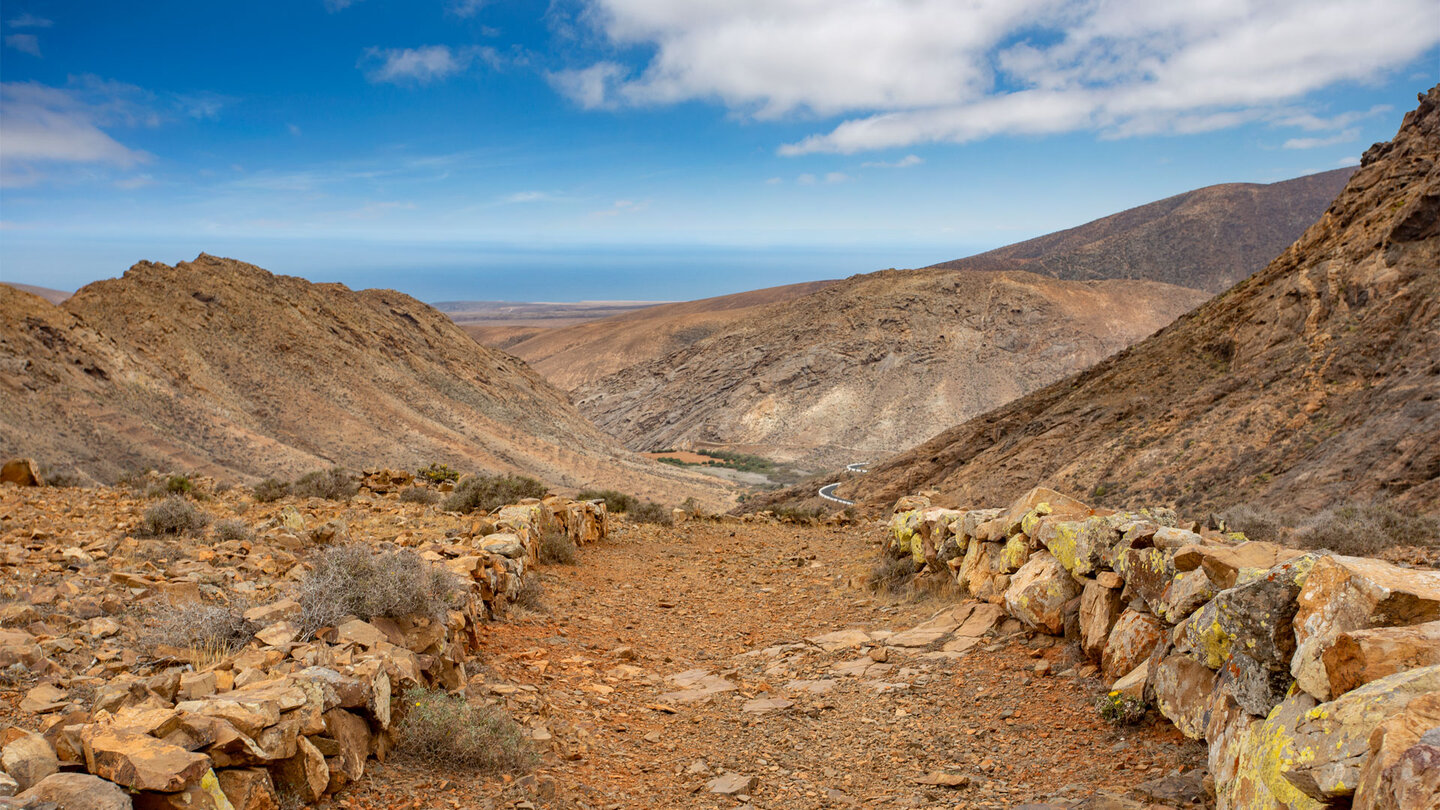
571, 269, 1210, 468
930, 168, 1355, 293
851, 88, 1440, 516
0, 254, 730, 506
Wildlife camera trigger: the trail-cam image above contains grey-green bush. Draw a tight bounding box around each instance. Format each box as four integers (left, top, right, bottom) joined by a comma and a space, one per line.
295, 545, 460, 639
628, 501, 672, 525
292, 468, 359, 501
576, 489, 636, 514
213, 518, 254, 543
147, 600, 254, 656
399, 486, 440, 505
252, 478, 290, 503
141, 496, 210, 537
441, 473, 547, 515
398, 687, 536, 772
1297, 503, 1439, 556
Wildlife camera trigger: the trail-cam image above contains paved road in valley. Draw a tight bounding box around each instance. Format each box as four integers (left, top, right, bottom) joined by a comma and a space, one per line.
818, 463, 868, 505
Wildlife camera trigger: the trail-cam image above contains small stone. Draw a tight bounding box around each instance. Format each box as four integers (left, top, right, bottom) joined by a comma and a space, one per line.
707, 772, 757, 795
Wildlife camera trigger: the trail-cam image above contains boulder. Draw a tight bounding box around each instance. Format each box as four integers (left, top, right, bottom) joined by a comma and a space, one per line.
1181, 553, 1318, 672
1115, 547, 1175, 614
1110, 661, 1149, 700
1225, 690, 1324, 810
1003, 552, 1082, 636
318, 709, 370, 785
1101, 609, 1163, 680
1, 734, 58, 792
1037, 515, 1115, 576
1079, 580, 1124, 659
1217, 650, 1294, 718
1322, 619, 1440, 697
1354, 693, 1440, 810
134, 769, 234, 810
1292, 555, 1440, 700
16, 772, 131, 810
1151, 653, 1214, 739
0, 459, 42, 487
82, 725, 212, 793
1157, 568, 1217, 624
268, 735, 327, 803
958, 541, 1007, 603
1173, 541, 1306, 590
215, 768, 277, 810
1281, 665, 1440, 801
999, 487, 1089, 536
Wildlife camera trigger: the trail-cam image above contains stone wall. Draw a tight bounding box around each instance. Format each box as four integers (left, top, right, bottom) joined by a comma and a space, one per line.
0, 487, 607, 810
888, 487, 1440, 810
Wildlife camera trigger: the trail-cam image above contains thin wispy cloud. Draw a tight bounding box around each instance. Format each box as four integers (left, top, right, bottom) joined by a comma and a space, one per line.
360, 45, 498, 84
4, 33, 40, 56
324, 0, 360, 12
6, 13, 52, 28
504, 190, 555, 203
862, 154, 923, 168
0, 78, 156, 187
559, 0, 1440, 155
448, 0, 486, 18
1283, 130, 1359, 149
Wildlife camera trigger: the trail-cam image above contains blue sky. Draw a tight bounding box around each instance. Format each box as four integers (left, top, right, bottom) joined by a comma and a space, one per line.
1, 0, 1436, 301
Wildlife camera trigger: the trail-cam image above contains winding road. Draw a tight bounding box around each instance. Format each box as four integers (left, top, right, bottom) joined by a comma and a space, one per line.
818, 462, 868, 505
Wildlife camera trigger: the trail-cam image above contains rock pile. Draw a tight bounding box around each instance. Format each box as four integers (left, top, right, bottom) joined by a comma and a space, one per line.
0, 474, 607, 809
889, 487, 1440, 810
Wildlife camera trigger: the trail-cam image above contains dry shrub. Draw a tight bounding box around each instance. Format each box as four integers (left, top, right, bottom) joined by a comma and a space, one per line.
417, 463, 461, 484
775, 505, 825, 524
867, 554, 916, 595
628, 501, 672, 525
144, 474, 194, 499
399, 486, 440, 505
1297, 503, 1440, 556
295, 546, 460, 639
398, 687, 536, 772
441, 473, 547, 515
576, 489, 636, 514
1218, 504, 1286, 542
291, 468, 359, 501
537, 530, 577, 565
147, 601, 255, 658
252, 478, 290, 503
141, 496, 210, 537
213, 518, 254, 543
511, 574, 546, 613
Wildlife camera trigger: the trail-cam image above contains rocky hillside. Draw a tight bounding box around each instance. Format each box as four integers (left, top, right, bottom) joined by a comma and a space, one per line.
0, 283, 69, 305
930, 168, 1354, 292
0, 255, 729, 506
573, 270, 1210, 467
498, 280, 838, 391
847, 87, 1440, 517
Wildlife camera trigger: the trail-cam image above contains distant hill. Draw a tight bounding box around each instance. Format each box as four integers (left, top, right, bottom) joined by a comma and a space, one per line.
0, 255, 731, 507
570, 269, 1209, 468
1, 282, 70, 305
929, 168, 1354, 293
437, 299, 666, 350
502, 280, 839, 390
846, 88, 1439, 516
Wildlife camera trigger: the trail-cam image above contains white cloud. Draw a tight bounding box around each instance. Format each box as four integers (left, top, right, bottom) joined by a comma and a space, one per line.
592, 198, 649, 216
449, 0, 485, 17
504, 190, 554, 203
0, 80, 152, 186
824, 172, 850, 183
1336, 155, 1361, 167
324, 0, 359, 11
764, 176, 782, 185
1283, 129, 1359, 149
361, 45, 499, 84
562, 0, 1440, 154
6, 13, 52, 28
115, 174, 155, 189
795, 173, 816, 185
287, 123, 302, 136
5, 33, 40, 56
862, 154, 923, 168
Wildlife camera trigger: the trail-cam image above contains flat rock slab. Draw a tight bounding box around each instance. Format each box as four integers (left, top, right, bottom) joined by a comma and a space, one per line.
707, 772, 758, 795
741, 697, 793, 714
659, 670, 736, 703
805, 628, 873, 651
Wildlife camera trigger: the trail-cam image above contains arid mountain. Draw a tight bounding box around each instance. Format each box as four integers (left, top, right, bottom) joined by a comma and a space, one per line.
846, 88, 1440, 516
1, 282, 70, 305
573, 270, 1210, 468
0, 255, 731, 506
437, 300, 667, 350
930, 168, 1354, 293
500, 280, 838, 390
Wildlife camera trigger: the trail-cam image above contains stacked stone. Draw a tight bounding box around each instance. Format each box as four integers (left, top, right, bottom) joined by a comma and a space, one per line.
888, 488, 1440, 810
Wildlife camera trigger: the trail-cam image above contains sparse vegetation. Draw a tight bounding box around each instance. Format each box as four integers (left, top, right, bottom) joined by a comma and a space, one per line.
512, 573, 547, 612
1096, 691, 1149, 726
400, 486, 441, 505
291, 467, 360, 501
441, 473, 547, 515
867, 554, 916, 595
140, 496, 210, 537
213, 518, 254, 543
577, 489, 637, 514
397, 687, 537, 772
628, 501, 672, 525
1296, 503, 1440, 556
538, 529, 577, 565
775, 505, 825, 524
295, 545, 460, 639
417, 463, 461, 485
147, 600, 255, 659
1218, 504, 1286, 542
252, 477, 291, 502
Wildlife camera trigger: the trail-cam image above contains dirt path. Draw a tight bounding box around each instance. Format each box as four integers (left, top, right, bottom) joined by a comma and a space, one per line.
342, 518, 1204, 810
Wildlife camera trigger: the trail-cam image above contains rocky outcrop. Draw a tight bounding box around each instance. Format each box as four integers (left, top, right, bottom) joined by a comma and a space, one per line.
886, 484, 1440, 809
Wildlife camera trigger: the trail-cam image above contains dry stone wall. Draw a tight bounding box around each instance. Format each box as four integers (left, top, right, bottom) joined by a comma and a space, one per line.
888, 487, 1440, 810
0, 473, 607, 810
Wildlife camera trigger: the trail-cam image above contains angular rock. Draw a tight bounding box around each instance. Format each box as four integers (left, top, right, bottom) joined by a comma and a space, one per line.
958, 541, 1007, 603
1292, 554, 1440, 700
1226, 690, 1324, 810
999, 487, 1089, 536
268, 736, 327, 803
16, 772, 131, 810
83, 726, 211, 793
1116, 547, 1175, 614
1038, 515, 1117, 576
215, 768, 277, 810
0, 459, 42, 487
1157, 568, 1217, 625
1004, 552, 1082, 636
1322, 619, 1440, 698
1217, 650, 1293, 718
1354, 693, 1440, 810
706, 772, 758, 795
319, 709, 369, 785
134, 769, 234, 809
1, 734, 58, 792
1182, 553, 1318, 671
1079, 580, 1124, 659
1110, 660, 1149, 700
1151, 653, 1213, 739
1175, 541, 1306, 590
1101, 609, 1163, 680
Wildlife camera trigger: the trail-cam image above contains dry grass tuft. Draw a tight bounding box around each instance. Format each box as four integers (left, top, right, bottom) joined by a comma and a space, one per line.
1296, 503, 1439, 556
397, 687, 536, 772
294, 545, 460, 639
441, 473, 547, 515
140, 496, 210, 537
537, 530, 577, 565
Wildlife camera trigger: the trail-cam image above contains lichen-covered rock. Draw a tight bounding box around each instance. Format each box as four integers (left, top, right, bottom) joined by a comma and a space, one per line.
1181, 553, 1319, 672
1173, 541, 1306, 590
1000, 533, 1030, 573
1158, 568, 1217, 625
1151, 653, 1214, 739
1102, 609, 1164, 680
999, 487, 1089, 536
1003, 551, 1082, 636
1354, 693, 1440, 810
1116, 546, 1176, 614
135, 769, 235, 809
1321, 619, 1440, 698
1292, 555, 1440, 700
1079, 580, 1124, 659
215, 768, 278, 810
1217, 650, 1294, 718
1037, 515, 1116, 576
958, 540, 1008, 603
1225, 690, 1324, 810
1281, 665, 1440, 801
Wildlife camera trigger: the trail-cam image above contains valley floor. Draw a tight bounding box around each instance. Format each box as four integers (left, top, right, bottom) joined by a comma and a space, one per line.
343, 519, 1204, 809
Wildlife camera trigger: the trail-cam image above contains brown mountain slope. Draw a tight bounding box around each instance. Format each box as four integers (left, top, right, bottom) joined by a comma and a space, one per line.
501, 280, 838, 390
573, 269, 1210, 468
846, 88, 1440, 516
930, 168, 1354, 293
0, 255, 731, 507
1, 282, 70, 305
